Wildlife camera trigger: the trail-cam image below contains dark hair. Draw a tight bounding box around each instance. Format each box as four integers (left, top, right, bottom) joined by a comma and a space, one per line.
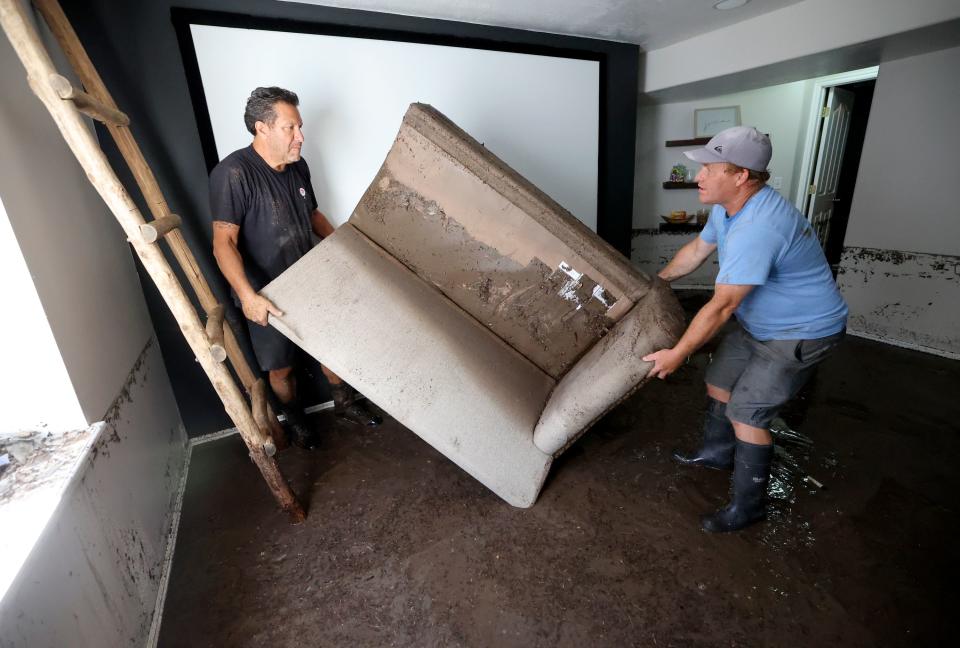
723, 163, 771, 184
243, 87, 299, 135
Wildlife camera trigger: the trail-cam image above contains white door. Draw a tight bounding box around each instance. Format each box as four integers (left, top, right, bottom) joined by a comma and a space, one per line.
807, 86, 855, 248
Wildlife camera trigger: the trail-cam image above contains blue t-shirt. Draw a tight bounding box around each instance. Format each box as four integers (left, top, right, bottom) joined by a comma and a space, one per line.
699, 185, 847, 340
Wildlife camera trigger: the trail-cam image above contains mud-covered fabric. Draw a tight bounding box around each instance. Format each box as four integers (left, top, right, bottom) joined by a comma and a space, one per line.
705, 321, 844, 428
209, 145, 318, 294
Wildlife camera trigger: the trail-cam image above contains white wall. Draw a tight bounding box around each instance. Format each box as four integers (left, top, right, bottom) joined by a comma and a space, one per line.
0, 195, 85, 433
191, 24, 600, 229
0, 26, 153, 427
0, 12, 188, 645
643, 0, 960, 96
845, 47, 959, 256
634, 79, 812, 229
838, 45, 960, 356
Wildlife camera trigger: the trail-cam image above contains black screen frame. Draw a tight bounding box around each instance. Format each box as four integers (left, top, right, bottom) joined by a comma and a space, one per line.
172, 6, 638, 255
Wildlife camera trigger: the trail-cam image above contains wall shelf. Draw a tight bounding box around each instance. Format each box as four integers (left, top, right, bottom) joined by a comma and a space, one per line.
662, 181, 698, 189
665, 137, 710, 147
659, 222, 704, 233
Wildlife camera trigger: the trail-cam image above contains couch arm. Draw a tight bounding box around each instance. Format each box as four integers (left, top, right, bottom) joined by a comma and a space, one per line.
532, 278, 685, 456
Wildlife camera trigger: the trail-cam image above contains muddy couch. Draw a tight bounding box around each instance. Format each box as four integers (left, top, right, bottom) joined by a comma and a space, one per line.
263, 104, 684, 507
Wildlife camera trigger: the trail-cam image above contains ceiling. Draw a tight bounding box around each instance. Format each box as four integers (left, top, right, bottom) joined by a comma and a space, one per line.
282, 0, 806, 50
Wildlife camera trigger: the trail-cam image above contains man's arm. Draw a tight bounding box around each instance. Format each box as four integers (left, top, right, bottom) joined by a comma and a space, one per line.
310, 208, 335, 239
211, 220, 283, 326
642, 283, 754, 379
658, 237, 717, 282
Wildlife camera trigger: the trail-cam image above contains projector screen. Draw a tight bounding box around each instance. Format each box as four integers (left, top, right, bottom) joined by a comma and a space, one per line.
189, 24, 600, 230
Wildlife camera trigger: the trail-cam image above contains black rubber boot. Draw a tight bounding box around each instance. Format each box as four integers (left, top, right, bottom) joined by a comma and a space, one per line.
701, 440, 773, 533
672, 398, 735, 470
332, 383, 382, 427
279, 400, 319, 450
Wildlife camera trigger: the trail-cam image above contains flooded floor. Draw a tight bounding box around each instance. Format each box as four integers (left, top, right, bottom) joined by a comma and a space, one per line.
158, 295, 960, 647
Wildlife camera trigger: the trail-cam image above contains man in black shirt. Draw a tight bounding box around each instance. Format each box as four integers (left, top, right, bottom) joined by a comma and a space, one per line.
210, 87, 380, 448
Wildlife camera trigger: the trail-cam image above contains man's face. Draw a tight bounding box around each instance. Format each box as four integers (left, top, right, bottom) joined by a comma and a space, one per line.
259, 101, 304, 165
694, 162, 742, 205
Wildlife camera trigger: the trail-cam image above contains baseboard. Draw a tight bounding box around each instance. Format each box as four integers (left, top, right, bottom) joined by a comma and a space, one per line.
846, 329, 960, 361
144, 400, 335, 645
191, 399, 335, 445
670, 287, 959, 361
146, 430, 192, 648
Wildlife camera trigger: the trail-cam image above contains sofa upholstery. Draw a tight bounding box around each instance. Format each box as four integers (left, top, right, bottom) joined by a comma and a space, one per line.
263, 104, 684, 507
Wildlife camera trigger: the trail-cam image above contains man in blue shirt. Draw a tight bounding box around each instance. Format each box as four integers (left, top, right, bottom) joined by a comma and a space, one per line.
643, 126, 847, 533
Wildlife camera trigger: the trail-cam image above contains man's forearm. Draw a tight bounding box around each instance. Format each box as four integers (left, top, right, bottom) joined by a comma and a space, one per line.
659, 241, 706, 282
311, 209, 335, 238
213, 241, 256, 302
673, 300, 736, 357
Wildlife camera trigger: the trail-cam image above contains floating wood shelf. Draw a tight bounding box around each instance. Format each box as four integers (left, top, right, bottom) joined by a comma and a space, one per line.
665, 137, 710, 147
662, 181, 699, 189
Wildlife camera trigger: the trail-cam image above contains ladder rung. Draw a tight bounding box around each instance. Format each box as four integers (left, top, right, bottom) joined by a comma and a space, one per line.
204, 303, 227, 363
48, 73, 129, 126
139, 213, 182, 244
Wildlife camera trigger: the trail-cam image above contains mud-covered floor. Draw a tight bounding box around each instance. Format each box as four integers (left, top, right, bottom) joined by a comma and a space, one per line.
158, 296, 960, 647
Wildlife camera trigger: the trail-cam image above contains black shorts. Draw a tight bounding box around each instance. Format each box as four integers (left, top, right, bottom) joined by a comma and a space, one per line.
247, 319, 297, 372
705, 322, 844, 428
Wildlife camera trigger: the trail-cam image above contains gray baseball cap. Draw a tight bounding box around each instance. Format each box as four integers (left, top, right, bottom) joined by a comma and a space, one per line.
684, 126, 771, 171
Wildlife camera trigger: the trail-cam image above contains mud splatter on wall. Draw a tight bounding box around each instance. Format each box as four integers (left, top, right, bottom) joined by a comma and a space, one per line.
0, 339, 187, 647
631, 228, 719, 288
838, 247, 959, 357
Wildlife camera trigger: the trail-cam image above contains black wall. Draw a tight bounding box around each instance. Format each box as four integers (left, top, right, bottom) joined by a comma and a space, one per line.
60, 0, 640, 436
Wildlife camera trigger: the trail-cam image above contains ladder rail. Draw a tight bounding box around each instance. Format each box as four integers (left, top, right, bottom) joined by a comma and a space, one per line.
31, 0, 288, 449
0, 0, 304, 521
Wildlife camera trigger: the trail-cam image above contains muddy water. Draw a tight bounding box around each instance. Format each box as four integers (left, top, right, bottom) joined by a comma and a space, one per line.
159, 295, 960, 647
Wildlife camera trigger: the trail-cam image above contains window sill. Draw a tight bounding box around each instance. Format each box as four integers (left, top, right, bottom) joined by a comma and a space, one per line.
0, 423, 104, 603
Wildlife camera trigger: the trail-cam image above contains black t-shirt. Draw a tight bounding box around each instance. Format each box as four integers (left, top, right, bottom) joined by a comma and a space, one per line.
209, 145, 319, 294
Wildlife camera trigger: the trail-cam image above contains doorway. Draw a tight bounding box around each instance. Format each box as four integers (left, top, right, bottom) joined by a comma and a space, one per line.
795, 68, 878, 273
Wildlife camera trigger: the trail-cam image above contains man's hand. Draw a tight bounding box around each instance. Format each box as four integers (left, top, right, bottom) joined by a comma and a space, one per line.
643, 347, 686, 380
241, 294, 284, 327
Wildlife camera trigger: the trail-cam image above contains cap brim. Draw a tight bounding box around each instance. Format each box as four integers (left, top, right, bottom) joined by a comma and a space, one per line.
684, 147, 724, 164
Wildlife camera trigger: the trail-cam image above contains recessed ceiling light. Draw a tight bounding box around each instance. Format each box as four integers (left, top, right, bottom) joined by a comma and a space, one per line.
714, 0, 750, 10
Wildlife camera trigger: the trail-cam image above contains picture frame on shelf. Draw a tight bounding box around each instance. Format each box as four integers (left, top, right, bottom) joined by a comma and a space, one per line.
694, 105, 741, 138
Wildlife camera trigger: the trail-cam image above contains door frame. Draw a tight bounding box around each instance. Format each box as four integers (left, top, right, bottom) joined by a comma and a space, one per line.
793, 66, 879, 215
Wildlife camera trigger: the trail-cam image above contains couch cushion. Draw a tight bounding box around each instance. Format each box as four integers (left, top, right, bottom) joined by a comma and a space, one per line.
348, 103, 653, 379
261, 224, 556, 507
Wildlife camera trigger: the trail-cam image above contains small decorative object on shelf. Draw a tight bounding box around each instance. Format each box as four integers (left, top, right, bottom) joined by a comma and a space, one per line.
669, 164, 688, 182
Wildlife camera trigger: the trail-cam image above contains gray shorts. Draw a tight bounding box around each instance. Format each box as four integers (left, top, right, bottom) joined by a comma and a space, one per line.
705, 322, 844, 428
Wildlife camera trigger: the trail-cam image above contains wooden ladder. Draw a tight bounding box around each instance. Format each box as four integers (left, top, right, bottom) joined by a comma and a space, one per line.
0, 0, 306, 522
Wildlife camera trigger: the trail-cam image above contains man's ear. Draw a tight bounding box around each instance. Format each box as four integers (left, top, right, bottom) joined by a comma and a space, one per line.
735, 168, 749, 187
254, 120, 267, 136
